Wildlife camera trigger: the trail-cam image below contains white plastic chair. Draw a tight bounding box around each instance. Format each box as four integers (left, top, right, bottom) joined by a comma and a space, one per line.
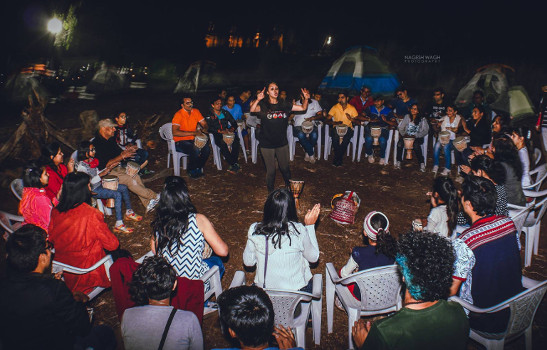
237, 125, 248, 163
251, 127, 260, 164
159, 123, 188, 177
449, 276, 547, 350
326, 263, 402, 349
356, 126, 393, 165
230, 272, 322, 348
0, 211, 24, 235
524, 164, 547, 191
533, 148, 542, 166
208, 133, 223, 171
289, 124, 323, 161
323, 124, 358, 162
10, 179, 23, 201
52, 255, 114, 300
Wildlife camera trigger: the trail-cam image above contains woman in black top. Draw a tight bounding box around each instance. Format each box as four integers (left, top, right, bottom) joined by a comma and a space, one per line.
250, 82, 310, 192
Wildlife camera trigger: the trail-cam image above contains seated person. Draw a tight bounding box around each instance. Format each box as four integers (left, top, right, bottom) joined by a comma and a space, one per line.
114, 112, 149, 169
390, 86, 417, 120
362, 95, 397, 164
456, 105, 491, 167
224, 94, 250, 153
451, 176, 523, 333
511, 126, 533, 187
41, 142, 74, 201
291, 91, 323, 163
395, 103, 429, 171
352, 231, 469, 350
0, 225, 115, 350
76, 141, 142, 234
339, 211, 396, 300
19, 162, 57, 233
349, 86, 374, 118
48, 172, 120, 294
326, 92, 359, 167
492, 137, 526, 206
172, 95, 211, 179
216, 285, 302, 350
415, 177, 459, 238
94, 118, 159, 212
243, 188, 320, 292
151, 177, 228, 280
432, 105, 462, 176
206, 96, 241, 174
121, 256, 203, 350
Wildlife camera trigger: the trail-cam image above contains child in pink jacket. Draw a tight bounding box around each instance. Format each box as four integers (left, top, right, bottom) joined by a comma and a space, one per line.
19, 163, 58, 233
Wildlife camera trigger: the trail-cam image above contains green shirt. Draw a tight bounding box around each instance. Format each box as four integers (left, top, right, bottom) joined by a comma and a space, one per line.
362, 300, 469, 350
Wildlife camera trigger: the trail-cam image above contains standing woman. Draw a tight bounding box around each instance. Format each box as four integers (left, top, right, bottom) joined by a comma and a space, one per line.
151, 176, 229, 280
42, 142, 74, 201
250, 82, 311, 192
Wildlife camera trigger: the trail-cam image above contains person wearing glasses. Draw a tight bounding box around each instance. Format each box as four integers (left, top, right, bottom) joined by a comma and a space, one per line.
172, 94, 211, 179
427, 87, 448, 138
390, 86, 417, 120
349, 85, 374, 118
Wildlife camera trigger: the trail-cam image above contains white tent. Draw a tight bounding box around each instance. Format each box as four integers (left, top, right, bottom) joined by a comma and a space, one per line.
173, 61, 227, 93
87, 65, 126, 92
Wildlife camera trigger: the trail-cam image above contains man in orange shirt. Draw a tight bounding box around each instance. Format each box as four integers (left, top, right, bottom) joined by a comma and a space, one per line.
172, 95, 210, 178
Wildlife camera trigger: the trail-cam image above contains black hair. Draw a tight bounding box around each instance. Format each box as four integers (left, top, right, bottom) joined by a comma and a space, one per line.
470, 155, 506, 185
22, 162, 45, 188
253, 188, 299, 249
432, 177, 459, 235
338, 91, 349, 98
77, 140, 93, 162
41, 142, 61, 172
210, 96, 223, 105
433, 87, 445, 95
181, 94, 193, 102
493, 137, 523, 180
461, 175, 497, 216
56, 172, 92, 212
218, 285, 274, 348
129, 256, 177, 305
493, 114, 512, 137
395, 86, 407, 94
445, 103, 458, 112
472, 104, 485, 115
409, 103, 423, 124
152, 176, 197, 255
511, 125, 533, 165
6, 225, 48, 273
375, 230, 397, 260
396, 231, 455, 301
473, 90, 484, 98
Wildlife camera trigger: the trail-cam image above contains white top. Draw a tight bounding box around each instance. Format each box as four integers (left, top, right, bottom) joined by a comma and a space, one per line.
293, 99, 322, 127
243, 222, 319, 290
519, 147, 532, 187
424, 205, 449, 238
440, 114, 461, 140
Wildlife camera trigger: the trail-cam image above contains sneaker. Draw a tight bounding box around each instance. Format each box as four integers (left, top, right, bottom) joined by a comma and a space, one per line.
309, 155, 316, 164
304, 153, 310, 162
146, 194, 160, 213
379, 158, 385, 165
441, 168, 450, 176
432, 165, 439, 173
125, 211, 143, 222
368, 155, 375, 163
420, 163, 426, 172
394, 161, 401, 169
113, 224, 134, 234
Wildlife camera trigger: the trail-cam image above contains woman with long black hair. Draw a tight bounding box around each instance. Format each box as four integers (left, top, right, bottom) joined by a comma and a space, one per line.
150, 176, 228, 280
493, 137, 526, 206
243, 188, 320, 292
395, 103, 429, 171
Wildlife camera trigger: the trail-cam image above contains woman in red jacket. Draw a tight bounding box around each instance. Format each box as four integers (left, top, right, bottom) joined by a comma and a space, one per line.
48, 172, 119, 294
42, 142, 74, 201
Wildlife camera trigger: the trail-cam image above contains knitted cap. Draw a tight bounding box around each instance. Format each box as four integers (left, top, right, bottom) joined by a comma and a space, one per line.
363, 211, 390, 241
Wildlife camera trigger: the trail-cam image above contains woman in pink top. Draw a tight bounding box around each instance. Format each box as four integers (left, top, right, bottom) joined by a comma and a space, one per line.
18, 163, 58, 233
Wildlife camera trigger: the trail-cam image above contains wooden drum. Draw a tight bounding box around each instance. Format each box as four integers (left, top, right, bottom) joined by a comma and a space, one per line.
403, 137, 415, 160
335, 125, 348, 144
371, 126, 382, 146
125, 161, 140, 178
439, 131, 451, 146
301, 120, 314, 134
194, 134, 208, 149
101, 175, 119, 208
453, 136, 468, 152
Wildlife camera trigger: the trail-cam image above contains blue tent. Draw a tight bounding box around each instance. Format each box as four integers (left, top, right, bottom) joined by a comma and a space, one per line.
318, 46, 399, 95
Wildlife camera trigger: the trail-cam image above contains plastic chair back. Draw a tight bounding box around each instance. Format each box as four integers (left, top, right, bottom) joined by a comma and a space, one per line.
10, 179, 23, 201
505, 280, 547, 340
345, 265, 402, 312
0, 211, 24, 234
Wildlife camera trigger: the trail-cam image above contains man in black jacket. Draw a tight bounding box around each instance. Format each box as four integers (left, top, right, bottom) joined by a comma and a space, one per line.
0, 225, 115, 350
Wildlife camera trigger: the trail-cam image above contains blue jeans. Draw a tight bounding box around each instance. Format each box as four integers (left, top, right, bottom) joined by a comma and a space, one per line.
131, 148, 148, 165
204, 256, 225, 278
175, 140, 211, 172
433, 141, 453, 169
364, 126, 389, 158
93, 184, 131, 221
293, 126, 318, 156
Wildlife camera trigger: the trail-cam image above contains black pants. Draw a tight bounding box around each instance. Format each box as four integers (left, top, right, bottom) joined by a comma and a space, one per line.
213, 133, 240, 166
260, 145, 291, 193
397, 137, 424, 163
330, 128, 354, 165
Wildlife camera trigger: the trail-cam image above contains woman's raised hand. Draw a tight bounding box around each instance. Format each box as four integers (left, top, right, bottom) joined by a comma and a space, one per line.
304, 203, 321, 225
257, 88, 265, 101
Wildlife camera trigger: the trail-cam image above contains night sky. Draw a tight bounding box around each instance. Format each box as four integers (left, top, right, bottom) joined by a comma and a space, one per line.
1, 0, 542, 72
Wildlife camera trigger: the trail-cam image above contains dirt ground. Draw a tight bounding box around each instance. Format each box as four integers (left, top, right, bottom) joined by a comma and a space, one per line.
1, 94, 546, 349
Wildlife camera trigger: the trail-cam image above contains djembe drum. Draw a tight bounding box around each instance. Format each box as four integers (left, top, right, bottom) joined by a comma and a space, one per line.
371, 126, 382, 145
289, 179, 304, 209
223, 132, 235, 151
237, 120, 246, 130
194, 134, 208, 149
453, 136, 468, 152
404, 137, 415, 160
125, 161, 140, 178
301, 120, 314, 135
101, 175, 119, 208
439, 131, 451, 146
335, 125, 348, 144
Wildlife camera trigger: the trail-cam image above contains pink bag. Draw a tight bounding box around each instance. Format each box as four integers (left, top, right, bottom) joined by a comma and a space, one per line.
329, 191, 360, 224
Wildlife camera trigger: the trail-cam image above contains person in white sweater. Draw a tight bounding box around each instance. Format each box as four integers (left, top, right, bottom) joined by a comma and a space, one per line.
243, 188, 320, 292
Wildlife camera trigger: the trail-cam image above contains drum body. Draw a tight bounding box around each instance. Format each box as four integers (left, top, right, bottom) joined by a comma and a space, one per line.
236, 120, 246, 130
223, 132, 235, 147
453, 136, 468, 152
439, 131, 451, 146
371, 126, 382, 146
101, 175, 119, 208
301, 121, 314, 134
403, 137, 415, 160
194, 134, 208, 149
289, 179, 305, 208
335, 125, 348, 144
126, 161, 140, 178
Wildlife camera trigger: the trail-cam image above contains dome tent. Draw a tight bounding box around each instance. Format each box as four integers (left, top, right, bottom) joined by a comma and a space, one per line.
173, 61, 228, 93
318, 46, 400, 95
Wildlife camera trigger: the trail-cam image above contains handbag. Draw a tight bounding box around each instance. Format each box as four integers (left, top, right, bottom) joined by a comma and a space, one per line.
329, 191, 360, 224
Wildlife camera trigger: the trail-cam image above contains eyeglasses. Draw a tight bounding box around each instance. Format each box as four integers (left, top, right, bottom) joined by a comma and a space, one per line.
184, 101, 194, 105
